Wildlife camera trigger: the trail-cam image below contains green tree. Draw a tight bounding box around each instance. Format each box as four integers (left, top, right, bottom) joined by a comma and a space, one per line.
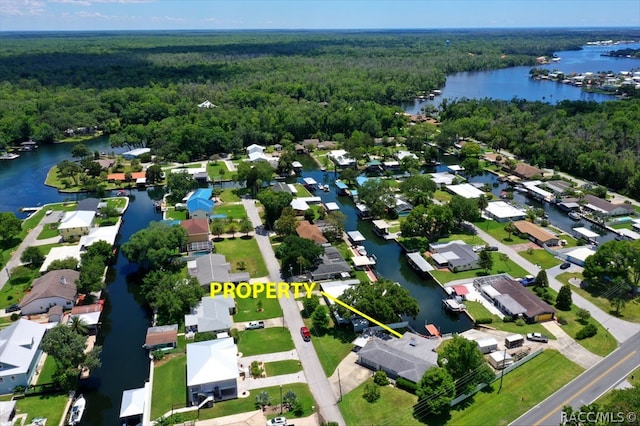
399, 175, 436, 207
121, 221, 188, 271
71, 143, 90, 159
449, 195, 481, 224
274, 235, 324, 273
504, 221, 518, 241
576, 308, 591, 324
0, 212, 22, 246
556, 284, 573, 311
609, 295, 626, 315
337, 279, 419, 324
302, 294, 320, 317
477, 194, 489, 213
274, 206, 298, 237
239, 217, 253, 237
282, 390, 298, 411
311, 305, 330, 333
373, 371, 389, 386
77, 255, 107, 293
257, 189, 293, 229
142, 272, 204, 325
227, 221, 238, 238
68, 316, 89, 335
46, 257, 79, 271
211, 218, 225, 239
460, 157, 484, 177
323, 211, 346, 242
362, 383, 381, 403
255, 391, 271, 410
415, 367, 456, 418
145, 164, 163, 184
534, 270, 549, 288
478, 249, 493, 273
438, 334, 494, 395
303, 208, 315, 223
166, 171, 198, 204
358, 178, 395, 219
40, 324, 102, 391
583, 239, 640, 294
339, 168, 359, 185
20, 246, 45, 267
400, 204, 454, 241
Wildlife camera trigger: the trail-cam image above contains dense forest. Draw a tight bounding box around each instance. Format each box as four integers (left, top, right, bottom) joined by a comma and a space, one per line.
1, 28, 639, 198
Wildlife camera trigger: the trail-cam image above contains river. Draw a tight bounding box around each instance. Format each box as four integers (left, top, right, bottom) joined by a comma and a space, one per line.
0, 41, 633, 424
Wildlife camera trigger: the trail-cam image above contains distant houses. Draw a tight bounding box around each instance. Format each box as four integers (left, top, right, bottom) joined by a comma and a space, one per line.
122, 148, 151, 161
582, 194, 635, 217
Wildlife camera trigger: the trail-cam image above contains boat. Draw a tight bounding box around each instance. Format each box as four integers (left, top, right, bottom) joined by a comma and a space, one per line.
356, 245, 368, 256
424, 323, 441, 338
0, 153, 20, 160
317, 184, 325, 191
68, 395, 86, 425
442, 298, 466, 312
568, 211, 581, 220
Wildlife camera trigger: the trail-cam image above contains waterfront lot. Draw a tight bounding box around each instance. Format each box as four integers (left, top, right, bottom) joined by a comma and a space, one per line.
238, 327, 294, 356
430, 252, 529, 284
15, 392, 68, 425
464, 301, 555, 338
303, 318, 357, 376
473, 219, 530, 245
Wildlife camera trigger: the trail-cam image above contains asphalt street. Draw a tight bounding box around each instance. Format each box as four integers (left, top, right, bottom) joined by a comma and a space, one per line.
242, 198, 346, 426
512, 331, 640, 425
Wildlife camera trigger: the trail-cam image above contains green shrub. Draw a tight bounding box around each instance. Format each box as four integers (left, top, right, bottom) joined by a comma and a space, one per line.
230, 328, 239, 343
395, 377, 417, 394
475, 317, 493, 324
363, 383, 381, 403
152, 350, 165, 361
575, 323, 597, 340
10, 313, 19, 321
515, 318, 526, 327
502, 315, 514, 323
194, 331, 216, 342
373, 371, 389, 386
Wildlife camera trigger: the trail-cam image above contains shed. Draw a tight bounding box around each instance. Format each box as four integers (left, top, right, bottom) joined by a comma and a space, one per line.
504, 334, 524, 349
488, 351, 514, 369
475, 337, 498, 354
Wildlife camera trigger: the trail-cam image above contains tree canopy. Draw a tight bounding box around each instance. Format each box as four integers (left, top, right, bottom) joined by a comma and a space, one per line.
358, 179, 395, 219
257, 189, 293, 229
415, 367, 456, 418
0, 212, 21, 246
142, 271, 204, 325
274, 235, 324, 274
583, 239, 640, 294
121, 221, 187, 271
336, 279, 419, 324
400, 204, 454, 241
438, 334, 495, 395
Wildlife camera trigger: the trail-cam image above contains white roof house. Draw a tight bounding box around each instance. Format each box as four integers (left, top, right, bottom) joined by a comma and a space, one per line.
617, 228, 640, 241
186, 337, 238, 404
59, 210, 95, 231
429, 172, 457, 187
119, 384, 148, 421
394, 150, 418, 161
122, 148, 151, 160
0, 319, 47, 394
446, 183, 485, 199
484, 201, 527, 222
245, 144, 266, 155
79, 225, 119, 249
328, 150, 356, 167
573, 227, 599, 240
197, 100, 216, 108
565, 247, 596, 266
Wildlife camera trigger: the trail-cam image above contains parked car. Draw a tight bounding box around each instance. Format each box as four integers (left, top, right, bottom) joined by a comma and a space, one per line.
519, 275, 535, 286
486, 246, 499, 252
300, 326, 311, 342
560, 262, 571, 270
526, 332, 549, 343
45, 209, 53, 216
4, 304, 20, 313
266, 417, 287, 426
246, 321, 265, 330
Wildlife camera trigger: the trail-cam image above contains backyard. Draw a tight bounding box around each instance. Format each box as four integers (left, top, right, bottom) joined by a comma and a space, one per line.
234, 294, 283, 322
464, 301, 555, 338
303, 318, 357, 376
430, 252, 529, 284
15, 392, 68, 426
238, 327, 294, 356
214, 237, 269, 278
473, 219, 530, 245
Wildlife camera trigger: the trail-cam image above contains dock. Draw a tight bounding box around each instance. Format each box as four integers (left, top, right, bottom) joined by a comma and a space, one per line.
425, 323, 441, 338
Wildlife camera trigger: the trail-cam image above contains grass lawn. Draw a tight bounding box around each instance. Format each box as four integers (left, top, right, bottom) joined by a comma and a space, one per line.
293, 184, 312, 197
151, 354, 187, 420
556, 272, 640, 323
214, 203, 247, 220
340, 378, 422, 426
234, 294, 283, 322
532, 286, 617, 357
238, 328, 294, 356
433, 190, 453, 203
0, 265, 37, 307
197, 382, 315, 421
473, 219, 530, 245
518, 249, 562, 269
218, 188, 243, 203
105, 197, 127, 210
36, 222, 60, 240
165, 207, 188, 221
15, 392, 68, 425
438, 232, 487, 246
430, 252, 529, 284
36, 355, 57, 385
447, 350, 584, 425
464, 301, 556, 339
303, 319, 357, 376
214, 237, 268, 278
206, 162, 229, 181
264, 360, 303, 376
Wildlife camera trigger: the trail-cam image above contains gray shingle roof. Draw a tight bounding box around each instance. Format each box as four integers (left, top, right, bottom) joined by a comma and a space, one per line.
19, 269, 78, 308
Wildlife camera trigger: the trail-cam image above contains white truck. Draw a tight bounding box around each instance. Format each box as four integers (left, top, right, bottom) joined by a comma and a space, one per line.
246, 321, 265, 330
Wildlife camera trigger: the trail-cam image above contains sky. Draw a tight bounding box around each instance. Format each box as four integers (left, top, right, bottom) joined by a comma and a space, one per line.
0, 0, 639, 32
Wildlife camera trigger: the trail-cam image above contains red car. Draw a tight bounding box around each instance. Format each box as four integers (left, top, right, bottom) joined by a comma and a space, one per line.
300, 326, 311, 341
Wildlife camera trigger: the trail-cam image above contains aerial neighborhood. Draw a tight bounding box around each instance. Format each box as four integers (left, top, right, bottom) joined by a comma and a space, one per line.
0, 28, 638, 426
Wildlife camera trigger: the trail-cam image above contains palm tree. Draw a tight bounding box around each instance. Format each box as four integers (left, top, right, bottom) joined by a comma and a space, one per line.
504, 221, 518, 241
69, 316, 89, 335
211, 219, 225, 239
227, 222, 238, 238
239, 218, 253, 237
477, 194, 489, 213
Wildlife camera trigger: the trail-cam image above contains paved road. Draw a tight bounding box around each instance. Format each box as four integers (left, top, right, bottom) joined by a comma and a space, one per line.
512, 331, 640, 426
472, 224, 637, 343
242, 198, 346, 426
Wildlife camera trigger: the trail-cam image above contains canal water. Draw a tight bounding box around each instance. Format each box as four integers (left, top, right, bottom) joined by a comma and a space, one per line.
404, 43, 640, 114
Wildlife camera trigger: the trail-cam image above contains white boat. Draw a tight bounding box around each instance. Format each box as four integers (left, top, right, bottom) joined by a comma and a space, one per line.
68, 395, 86, 425
356, 245, 367, 256
568, 211, 581, 220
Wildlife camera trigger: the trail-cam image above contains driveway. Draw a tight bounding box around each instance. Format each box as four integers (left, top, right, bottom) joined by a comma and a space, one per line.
542, 321, 602, 369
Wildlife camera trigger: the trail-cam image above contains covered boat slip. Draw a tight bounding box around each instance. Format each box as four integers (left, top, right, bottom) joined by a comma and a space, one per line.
406, 252, 434, 276
347, 230, 366, 243
120, 384, 149, 426
573, 226, 599, 243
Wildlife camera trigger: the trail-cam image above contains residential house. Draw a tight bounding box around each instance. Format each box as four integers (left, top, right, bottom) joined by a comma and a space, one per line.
185, 296, 235, 335
76, 197, 102, 213
394, 151, 418, 161
429, 172, 457, 189
107, 171, 146, 182
544, 180, 573, 196
186, 337, 239, 405
290, 197, 322, 215
513, 221, 560, 247
328, 150, 356, 168
445, 183, 485, 199
296, 221, 328, 245
484, 201, 526, 222
308, 246, 352, 281
0, 319, 47, 394
271, 182, 297, 195
245, 144, 266, 155
19, 269, 79, 315
143, 324, 178, 351
509, 163, 544, 179
357, 332, 438, 383
198, 100, 216, 108
39, 245, 82, 273
583, 195, 635, 217
294, 144, 307, 154
181, 218, 212, 253
122, 148, 151, 160
0, 400, 16, 425
564, 247, 596, 267
79, 225, 119, 250
393, 197, 413, 217
187, 188, 214, 220
429, 241, 479, 272
58, 210, 95, 241
474, 274, 555, 323
187, 254, 250, 286
93, 158, 115, 169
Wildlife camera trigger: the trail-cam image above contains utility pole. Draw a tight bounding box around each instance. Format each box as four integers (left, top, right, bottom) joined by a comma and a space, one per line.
338, 368, 343, 402
498, 347, 507, 393
279, 384, 283, 414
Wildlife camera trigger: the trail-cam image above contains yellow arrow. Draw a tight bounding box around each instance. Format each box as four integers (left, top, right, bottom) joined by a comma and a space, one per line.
320, 291, 403, 338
